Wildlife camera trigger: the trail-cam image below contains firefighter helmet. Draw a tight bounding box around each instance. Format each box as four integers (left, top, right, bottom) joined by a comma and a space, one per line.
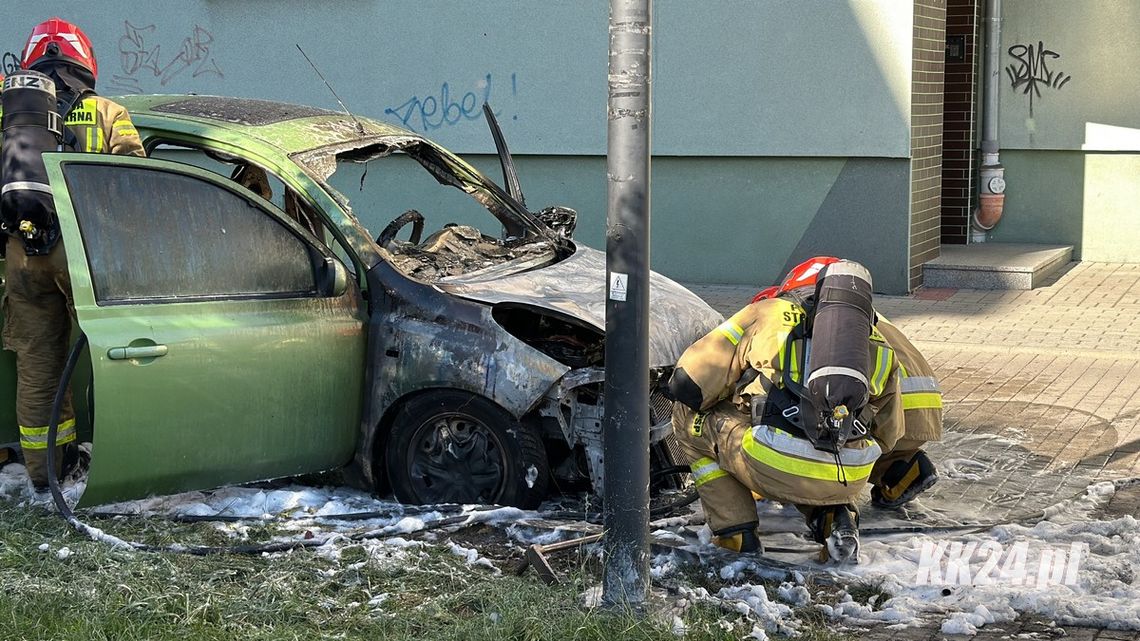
777, 256, 841, 296
21, 18, 97, 79
751, 285, 779, 303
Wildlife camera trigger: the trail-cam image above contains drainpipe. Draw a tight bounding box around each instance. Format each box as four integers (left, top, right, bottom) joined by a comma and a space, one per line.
973, 0, 1005, 242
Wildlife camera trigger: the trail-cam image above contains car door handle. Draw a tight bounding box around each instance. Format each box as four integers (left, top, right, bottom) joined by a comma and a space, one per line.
107, 345, 169, 360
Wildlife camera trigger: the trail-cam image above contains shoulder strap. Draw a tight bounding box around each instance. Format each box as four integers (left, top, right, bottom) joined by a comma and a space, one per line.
56, 89, 95, 151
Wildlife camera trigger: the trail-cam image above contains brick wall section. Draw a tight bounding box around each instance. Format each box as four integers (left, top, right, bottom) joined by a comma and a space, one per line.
941, 0, 980, 245
910, 0, 947, 290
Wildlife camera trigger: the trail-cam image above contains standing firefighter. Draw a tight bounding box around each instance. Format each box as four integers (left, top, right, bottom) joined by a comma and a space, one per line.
667, 260, 904, 563
1, 18, 145, 492
756, 256, 943, 508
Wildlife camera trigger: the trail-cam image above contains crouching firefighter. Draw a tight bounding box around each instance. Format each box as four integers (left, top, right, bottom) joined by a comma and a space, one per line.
666, 260, 903, 563
756, 256, 943, 508
1, 17, 145, 492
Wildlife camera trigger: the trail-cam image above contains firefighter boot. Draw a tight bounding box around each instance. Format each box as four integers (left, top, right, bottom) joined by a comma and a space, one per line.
809, 505, 860, 564
712, 523, 763, 554
871, 451, 938, 509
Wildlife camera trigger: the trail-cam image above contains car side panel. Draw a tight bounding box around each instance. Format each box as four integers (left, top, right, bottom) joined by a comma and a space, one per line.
41, 153, 367, 507
353, 260, 569, 489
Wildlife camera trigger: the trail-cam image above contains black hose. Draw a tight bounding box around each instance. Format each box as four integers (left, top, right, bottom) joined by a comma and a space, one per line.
45, 333, 87, 527
41, 334, 475, 555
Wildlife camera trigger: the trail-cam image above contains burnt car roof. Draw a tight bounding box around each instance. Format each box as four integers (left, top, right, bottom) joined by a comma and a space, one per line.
113, 94, 427, 155
150, 96, 339, 126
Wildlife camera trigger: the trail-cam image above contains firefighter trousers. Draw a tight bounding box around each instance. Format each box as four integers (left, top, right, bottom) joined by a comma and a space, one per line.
672, 402, 878, 534
1, 236, 76, 487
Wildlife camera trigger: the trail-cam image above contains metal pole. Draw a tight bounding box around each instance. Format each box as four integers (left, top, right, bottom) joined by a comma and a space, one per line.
602, 0, 652, 608
981, 0, 1002, 151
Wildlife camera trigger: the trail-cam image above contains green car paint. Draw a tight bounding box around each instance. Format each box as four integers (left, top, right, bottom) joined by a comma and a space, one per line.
45, 153, 367, 507
0, 96, 508, 504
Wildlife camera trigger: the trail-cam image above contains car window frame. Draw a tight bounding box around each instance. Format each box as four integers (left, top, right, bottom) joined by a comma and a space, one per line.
140, 135, 368, 287
50, 153, 351, 306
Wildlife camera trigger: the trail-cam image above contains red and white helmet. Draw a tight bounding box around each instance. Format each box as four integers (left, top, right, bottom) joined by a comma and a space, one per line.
21, 17, 97, 78
750, 285, 779, 304
776, 256, 840, 297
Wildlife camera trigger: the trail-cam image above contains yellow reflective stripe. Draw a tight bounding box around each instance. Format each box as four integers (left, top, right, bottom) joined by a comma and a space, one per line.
717, 321, 744, 346
869, 325, 887, 343
690, 457, 729, 486
902, 392, 943, 410
869, 346, 893, 396
777, 332, 789, 375
19, 419, 77, 449
113, 119, 138, 136
64, 100, 97, 125
789, 340, 800, 383
742, 428, 875, 482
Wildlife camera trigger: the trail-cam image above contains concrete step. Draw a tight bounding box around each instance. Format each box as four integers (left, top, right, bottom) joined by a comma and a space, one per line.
922, 243, 1074, 290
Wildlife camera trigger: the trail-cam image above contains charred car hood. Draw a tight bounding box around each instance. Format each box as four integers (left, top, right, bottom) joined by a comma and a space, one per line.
438, 245, 724, 366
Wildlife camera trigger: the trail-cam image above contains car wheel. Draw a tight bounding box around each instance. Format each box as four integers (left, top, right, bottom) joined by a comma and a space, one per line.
386, 390, 549, 508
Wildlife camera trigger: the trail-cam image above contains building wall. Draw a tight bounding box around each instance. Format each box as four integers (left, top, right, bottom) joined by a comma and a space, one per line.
909, 0, 946, 290
3, 1, 921, 292
940, 0, 981, 244
987, 0, 1140, 260
335, 155, 913, 292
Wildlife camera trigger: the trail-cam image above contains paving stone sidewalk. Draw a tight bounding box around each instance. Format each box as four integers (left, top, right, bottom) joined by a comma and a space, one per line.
687, 262, 1140, 640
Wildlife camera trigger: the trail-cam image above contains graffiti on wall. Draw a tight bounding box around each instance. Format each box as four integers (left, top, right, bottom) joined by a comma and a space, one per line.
1006, 41, 1071, 116
1, 52, 19, 75
108, 21, 224, 94
384, 73, 518, 133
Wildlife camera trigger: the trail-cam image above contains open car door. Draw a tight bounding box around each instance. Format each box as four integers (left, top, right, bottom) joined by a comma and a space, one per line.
42, 153, 367, 507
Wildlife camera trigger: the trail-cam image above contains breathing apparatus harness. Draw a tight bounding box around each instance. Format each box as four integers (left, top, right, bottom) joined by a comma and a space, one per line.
0, 67, 92, 256
749, 261, 878, 484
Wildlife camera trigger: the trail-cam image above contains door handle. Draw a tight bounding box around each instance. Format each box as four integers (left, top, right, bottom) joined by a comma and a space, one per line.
107, 345, 168, 360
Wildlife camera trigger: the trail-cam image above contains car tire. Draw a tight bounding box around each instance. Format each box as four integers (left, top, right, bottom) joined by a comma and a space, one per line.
385, 390, 549, 508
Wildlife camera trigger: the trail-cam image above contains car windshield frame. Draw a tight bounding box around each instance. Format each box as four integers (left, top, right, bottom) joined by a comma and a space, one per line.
292, 135, 553, 243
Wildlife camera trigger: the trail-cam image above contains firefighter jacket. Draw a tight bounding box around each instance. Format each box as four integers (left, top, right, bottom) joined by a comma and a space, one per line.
668, 298, 904, 530
0, 94, 144, 156
61, 96, 145, 156
875, 316, 942, 444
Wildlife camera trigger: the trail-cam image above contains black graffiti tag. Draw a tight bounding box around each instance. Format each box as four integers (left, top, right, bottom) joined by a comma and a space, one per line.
1006, 41, 1071, 116
1, 52, 20, 75
110, 21, 223, 94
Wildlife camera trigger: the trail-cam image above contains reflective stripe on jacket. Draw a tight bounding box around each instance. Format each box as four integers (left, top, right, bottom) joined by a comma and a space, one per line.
876, 316, 943, 443
64, 96, 145, 156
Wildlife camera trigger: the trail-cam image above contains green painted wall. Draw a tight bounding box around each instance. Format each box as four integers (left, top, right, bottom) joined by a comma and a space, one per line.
330, 154, 912, 294
1, 1, 913, 157
989, 150, 1140, 262
1000, 0, 1140, 152
4, 2, 920, 289
987, 1, 1140, 262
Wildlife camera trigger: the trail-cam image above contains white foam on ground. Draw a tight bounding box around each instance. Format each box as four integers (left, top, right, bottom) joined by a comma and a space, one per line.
816, 481, 1140, 633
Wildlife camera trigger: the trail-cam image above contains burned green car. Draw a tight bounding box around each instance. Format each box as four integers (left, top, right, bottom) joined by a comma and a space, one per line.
0, 95, 721, 508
